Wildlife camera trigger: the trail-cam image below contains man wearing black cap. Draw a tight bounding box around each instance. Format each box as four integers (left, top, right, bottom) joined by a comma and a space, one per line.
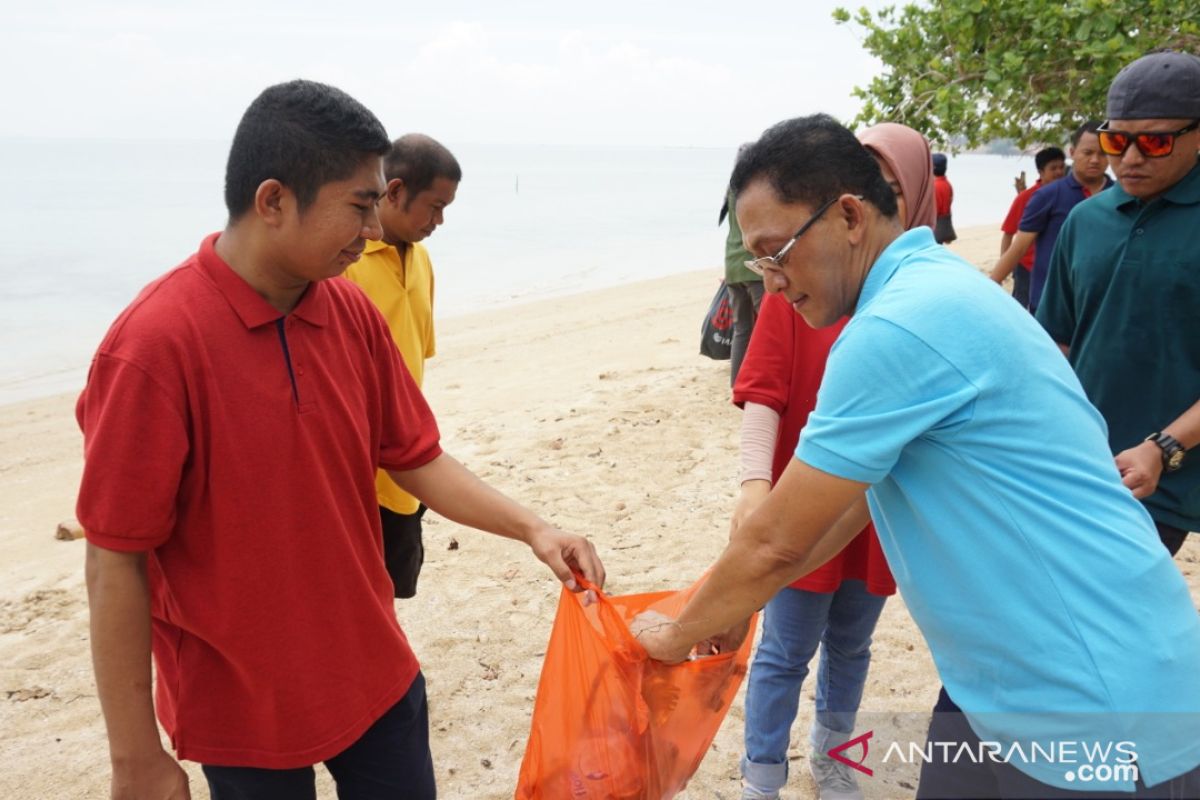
1038, 50, 1200, 556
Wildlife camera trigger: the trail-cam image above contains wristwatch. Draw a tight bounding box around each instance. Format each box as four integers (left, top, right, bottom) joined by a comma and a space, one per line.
1145, 432, 1187, 472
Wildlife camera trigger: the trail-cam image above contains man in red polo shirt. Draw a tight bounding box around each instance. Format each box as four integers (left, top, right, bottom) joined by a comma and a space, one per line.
998, 146, 1066, 309
78, 80, 604, 800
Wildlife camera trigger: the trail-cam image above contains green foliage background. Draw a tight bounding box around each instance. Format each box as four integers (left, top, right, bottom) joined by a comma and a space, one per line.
834, 0, 1200, 149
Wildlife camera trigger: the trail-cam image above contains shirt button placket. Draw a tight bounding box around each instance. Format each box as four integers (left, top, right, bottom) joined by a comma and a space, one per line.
294, 327, 304, 377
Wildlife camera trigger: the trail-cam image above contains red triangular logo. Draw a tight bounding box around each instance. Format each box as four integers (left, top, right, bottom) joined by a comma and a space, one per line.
827, 730, 874, 776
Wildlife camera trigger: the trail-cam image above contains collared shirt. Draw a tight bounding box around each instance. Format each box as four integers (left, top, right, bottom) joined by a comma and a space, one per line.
76, 233, 442, 768
1038, 161, 1200, 531
797, 227, 1200, 790
1019, 170, 1112, 309
344, 239, 437, 515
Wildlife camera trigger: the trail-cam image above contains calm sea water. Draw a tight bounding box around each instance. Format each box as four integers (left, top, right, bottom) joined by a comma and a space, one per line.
0, 139, 1039, 405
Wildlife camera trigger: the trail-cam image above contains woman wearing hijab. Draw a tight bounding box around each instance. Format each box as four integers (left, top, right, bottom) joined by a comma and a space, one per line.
729, 122, 936, 800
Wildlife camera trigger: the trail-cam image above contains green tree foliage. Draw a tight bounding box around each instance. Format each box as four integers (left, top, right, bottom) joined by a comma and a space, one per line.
834, 0, 1200, 148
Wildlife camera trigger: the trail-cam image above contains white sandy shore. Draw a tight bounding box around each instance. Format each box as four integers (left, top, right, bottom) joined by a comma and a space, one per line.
0, 225, 1196, 799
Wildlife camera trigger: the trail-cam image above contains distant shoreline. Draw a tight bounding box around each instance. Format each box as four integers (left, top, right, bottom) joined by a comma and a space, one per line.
0, 224, 1001, 409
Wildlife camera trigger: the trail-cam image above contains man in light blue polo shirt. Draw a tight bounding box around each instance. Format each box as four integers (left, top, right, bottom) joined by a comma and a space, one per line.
634, 114, 1200, 799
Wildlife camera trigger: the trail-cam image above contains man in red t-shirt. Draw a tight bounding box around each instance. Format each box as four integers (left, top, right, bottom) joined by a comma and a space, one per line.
999, 147, 1066, 309
78, 80, 605, 800
931, 152, 956, 243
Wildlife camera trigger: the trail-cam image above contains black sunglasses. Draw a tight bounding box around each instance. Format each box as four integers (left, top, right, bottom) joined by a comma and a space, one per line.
1096, 120, 1200, 158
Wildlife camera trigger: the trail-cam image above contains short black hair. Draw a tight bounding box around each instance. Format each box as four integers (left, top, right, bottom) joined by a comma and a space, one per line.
1071, 120, 1103, 147
224, 79, 391, 220
1035, 146, 1066, 171
730, 114, 898, 218
384, 134, 462, 207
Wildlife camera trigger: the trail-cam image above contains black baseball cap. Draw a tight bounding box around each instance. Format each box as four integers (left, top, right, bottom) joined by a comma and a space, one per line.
1107, 50, 1200, 120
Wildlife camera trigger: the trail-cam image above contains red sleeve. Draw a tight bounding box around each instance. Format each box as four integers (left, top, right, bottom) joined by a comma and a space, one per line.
731, 292, 794, 413
76, 354, 190, 551
1001, 190, 1031, 235
1003, 187, 1041, 236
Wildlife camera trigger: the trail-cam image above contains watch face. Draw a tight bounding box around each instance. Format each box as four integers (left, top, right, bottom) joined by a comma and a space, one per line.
1168, 450, 1185, 471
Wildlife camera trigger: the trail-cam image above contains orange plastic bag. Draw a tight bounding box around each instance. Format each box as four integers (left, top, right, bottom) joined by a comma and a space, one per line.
514, 576, 757, 799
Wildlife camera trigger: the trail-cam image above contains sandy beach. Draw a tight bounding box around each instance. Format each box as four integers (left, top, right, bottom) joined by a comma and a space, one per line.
1, 224, 1196, 800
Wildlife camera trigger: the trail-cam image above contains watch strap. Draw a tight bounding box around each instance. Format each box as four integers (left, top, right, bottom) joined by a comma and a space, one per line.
1145, 432, 1186, 472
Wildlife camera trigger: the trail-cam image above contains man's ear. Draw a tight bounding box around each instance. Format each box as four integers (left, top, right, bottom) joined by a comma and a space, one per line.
254, 179, 291, 227
841, 194, 868, 243
386, 177, 408, 206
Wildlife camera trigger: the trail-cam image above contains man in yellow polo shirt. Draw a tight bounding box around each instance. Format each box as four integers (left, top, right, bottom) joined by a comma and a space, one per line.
344, 133, 460, 598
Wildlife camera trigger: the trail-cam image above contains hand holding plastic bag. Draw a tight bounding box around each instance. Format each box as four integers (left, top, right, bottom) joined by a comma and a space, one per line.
515, 575, 757, 799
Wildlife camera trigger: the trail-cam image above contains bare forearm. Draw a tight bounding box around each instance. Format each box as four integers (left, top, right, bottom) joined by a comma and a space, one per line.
391, 453, 606, 590
792, 497, 871, 575
990, 231, 1036, 282
389, 453, 543, 544
672, 470, 868, 642
86, 545, 163, 762
1163, 397, 1200, 450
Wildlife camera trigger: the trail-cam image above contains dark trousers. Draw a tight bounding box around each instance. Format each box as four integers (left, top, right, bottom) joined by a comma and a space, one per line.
381, 504, 426, 599
935, 215, 957, 244
1156, 521, 1190, 557
916, 688, 1200, 799
1012, 265, 1031, 309
203, 673, 435, 800
727, 279, 765, 386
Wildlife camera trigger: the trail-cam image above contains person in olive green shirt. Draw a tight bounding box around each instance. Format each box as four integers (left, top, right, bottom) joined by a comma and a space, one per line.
1037, 51, 1200, 556
721, 182, 765, 386
344, 133, 460, 597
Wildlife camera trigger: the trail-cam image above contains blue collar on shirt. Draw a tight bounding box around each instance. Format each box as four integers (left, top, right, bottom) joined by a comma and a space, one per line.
854, 226, 938, 315
1062, 169, 1114, 196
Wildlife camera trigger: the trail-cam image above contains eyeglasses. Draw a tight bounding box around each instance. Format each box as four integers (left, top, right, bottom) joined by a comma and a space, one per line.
1097, 120, 1200, 158
744, 195, 860, 276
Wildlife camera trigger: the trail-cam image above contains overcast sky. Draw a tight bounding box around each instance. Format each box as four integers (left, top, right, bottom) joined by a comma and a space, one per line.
1, 1, 893, 148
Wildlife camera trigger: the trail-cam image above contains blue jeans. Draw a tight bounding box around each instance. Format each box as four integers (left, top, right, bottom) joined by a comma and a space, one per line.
741, 581, 887, 791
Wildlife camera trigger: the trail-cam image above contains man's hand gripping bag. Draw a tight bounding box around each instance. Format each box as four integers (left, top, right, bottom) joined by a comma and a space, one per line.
515, 576, 756, 799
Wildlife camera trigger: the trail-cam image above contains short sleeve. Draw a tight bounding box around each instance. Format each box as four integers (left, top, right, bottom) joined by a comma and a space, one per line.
1001, 191, 1028, 234
76, 354, 190, 551
1018, 186, 1053, 234
367, 309, 443, 472
731, 292, 794, 413
1035, 217, 1078, 345
797, 316, 979, 484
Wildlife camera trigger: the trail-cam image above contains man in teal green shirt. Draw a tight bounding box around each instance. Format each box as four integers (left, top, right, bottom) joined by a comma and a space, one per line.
1038, 50, 1200, 555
